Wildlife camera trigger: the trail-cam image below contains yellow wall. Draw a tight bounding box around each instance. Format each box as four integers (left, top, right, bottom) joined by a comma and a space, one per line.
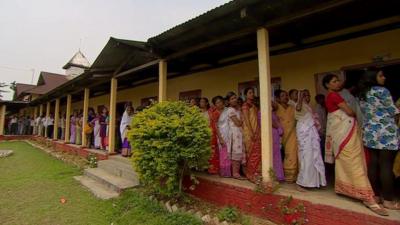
56, 29, 400, 110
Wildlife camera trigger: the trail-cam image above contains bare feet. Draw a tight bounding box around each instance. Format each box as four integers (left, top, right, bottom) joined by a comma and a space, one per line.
296, 185, 307, 192
383, 200, 400, 210
363, 201, 389, 216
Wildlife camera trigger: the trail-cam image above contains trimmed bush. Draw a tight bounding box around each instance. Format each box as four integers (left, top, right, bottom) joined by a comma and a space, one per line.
128, 101, 211, 197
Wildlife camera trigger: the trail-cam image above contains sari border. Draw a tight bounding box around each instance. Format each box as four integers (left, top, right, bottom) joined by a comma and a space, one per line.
335, 118, 356, 159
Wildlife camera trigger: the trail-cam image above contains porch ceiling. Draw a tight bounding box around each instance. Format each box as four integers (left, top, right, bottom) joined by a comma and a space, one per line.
28, 0, 400, 106
150, 0, 400, 76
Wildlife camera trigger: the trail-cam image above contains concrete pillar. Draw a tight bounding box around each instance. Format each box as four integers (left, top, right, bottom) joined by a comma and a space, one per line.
39, 104, 43, 116
108, 78, 117, 153
0, 105, 6, 135
65, 95, 72, 143
33, 106, 38, 119
53, 98, 60, 140
38, 104, 44, 136
45, 101, 50, 138
257, 28, 273, 182
158, 60, 167, 102
82, 88, 90, 147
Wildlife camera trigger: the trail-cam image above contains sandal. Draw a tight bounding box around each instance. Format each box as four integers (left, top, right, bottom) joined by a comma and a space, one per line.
232, 175, 246, 180
364, 202, 389, 216
383, 201, 400, 210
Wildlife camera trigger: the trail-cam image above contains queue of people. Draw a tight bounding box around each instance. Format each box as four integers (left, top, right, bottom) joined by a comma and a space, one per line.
194, 69, 399, 216
3, 68, 399, 216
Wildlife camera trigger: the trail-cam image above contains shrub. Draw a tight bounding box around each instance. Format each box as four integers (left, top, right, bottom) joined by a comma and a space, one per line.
217, 206, 239, 222
128, 101, 211, 197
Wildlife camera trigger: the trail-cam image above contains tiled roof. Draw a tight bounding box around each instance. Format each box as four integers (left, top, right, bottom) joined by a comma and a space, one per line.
24, 72, 69, 95
15, 83, 36, 97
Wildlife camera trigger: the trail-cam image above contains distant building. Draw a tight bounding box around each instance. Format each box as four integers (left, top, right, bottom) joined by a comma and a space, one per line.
13, 51, 90, 101
63, 51, 91, 79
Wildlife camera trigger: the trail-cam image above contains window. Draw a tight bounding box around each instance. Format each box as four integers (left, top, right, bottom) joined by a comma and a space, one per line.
179, 89, 202, 104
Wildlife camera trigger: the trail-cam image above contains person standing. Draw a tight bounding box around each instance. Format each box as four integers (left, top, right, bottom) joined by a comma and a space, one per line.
200, 97, 219, 174
120, 106, 134, 156
99, 107, 109, 150
209, 96, 224, 175
275, 89, 298, 183
295, 90, 326, 190
288, 89, 298, 107
226, 92, 246, 179
242, 88, 262, 182
323, 73, 388, 216
10, 115, 18, 135
70, 112, 77, 144
358, 70, 400, 210
92, 113, 101, 149
272, 102, 285, 182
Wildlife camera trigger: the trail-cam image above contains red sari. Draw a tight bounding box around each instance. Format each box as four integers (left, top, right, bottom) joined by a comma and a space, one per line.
208, 107, 220, 174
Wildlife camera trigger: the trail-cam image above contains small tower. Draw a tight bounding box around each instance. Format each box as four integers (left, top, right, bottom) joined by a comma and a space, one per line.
63, 51, 90, 79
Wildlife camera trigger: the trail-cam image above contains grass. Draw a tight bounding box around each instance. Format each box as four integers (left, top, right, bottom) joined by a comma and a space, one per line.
0, 141, 202, 225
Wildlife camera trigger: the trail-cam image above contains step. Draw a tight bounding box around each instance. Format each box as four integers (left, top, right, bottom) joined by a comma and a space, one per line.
109, 155, 131, 165
74, 175, 119, 200
84, 168, 138, 193
98, 159, 138, 182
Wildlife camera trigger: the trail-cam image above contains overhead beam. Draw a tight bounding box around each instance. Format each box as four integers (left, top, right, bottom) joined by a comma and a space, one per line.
115, 59, 160, 78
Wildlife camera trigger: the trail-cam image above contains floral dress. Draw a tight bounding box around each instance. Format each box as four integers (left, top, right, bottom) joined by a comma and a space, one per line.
360, 86, 399, 150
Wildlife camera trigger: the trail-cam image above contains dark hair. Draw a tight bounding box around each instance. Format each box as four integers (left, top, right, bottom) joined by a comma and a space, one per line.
212, 96, 224, 105
225, 91, 237, 102
322, 73, 338, 90
274, 89, 285, 98
288, 89, 298, 96
357, 69, 380, 100
244, 87, 254, 96
315, 94, 325, 101
200, 97, 210, 109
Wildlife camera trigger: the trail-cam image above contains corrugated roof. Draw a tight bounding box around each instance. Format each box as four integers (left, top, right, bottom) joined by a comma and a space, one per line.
91, 37, 156, 70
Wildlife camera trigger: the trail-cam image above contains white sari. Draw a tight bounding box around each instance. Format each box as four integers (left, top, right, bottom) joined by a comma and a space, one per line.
295, 103, 326, 188
120, 110, 133, 142
93, 117, 101, 149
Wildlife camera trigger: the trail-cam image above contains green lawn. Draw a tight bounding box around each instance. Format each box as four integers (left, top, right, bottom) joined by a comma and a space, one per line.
0, 141, 201, 225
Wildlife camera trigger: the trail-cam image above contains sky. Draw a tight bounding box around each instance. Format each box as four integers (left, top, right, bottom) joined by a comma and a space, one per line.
0, 0, 229, 100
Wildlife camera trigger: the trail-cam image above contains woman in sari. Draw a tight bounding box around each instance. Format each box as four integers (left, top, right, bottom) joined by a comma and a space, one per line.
217, 97, 231, 177
201, 97, 219, 174
242, 88, 261, 178
275, 89, 298, 183
295, 90, 326, 190
92, 113, 101, 149
218, 92, 246, 179
272, 102, 285, 182
120, 106, 134, 157
75, 114, 82, 145
358, 70, 399, 210
70, 112, 77, 144
100, 107, 109, 150
323, 74, 388, 216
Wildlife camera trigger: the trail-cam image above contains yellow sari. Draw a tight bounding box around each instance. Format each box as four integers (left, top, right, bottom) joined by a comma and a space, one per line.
276, 103, 298, 182
326, 109, 375, 202
242, 101, 258, 158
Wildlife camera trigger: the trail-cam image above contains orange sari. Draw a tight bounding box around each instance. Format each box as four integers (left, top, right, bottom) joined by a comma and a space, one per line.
208, 108, 220, 174
242, 101, 261, 182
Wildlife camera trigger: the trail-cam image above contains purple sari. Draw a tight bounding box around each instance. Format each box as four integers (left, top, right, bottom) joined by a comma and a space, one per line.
272, 112, 285, 181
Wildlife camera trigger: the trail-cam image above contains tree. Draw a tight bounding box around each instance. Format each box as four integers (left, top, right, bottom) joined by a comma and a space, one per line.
0, 82, 9, 100
128, 101, 211, 197
9, 81, 16, 100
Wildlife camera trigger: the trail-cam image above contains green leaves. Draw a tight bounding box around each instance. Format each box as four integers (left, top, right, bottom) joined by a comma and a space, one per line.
128, 101, 211, 197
